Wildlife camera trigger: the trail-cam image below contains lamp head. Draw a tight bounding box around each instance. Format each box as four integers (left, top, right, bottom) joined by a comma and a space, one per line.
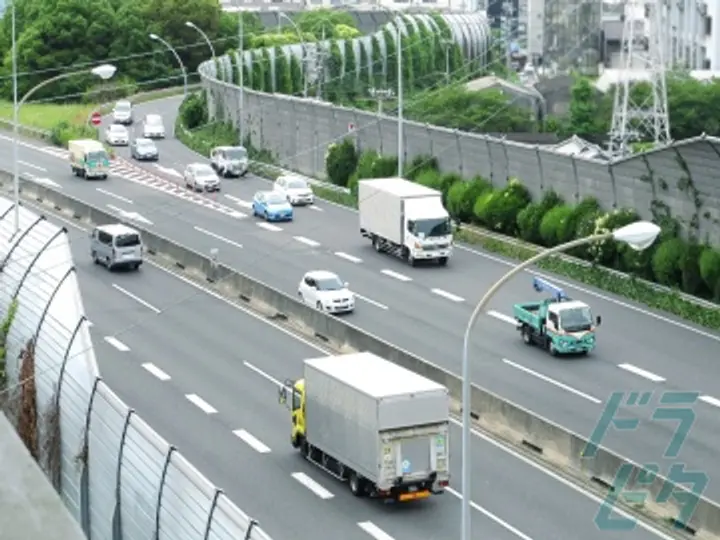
149, 33, 159, 40
612, 221, 661, 251
91, 64, 116, 80
185, 21, 196, 29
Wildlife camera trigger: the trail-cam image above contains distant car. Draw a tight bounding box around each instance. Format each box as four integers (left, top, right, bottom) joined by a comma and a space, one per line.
298, 270, 355, 313
130, 138, 159, 161
112, 100, 133, 125
142, 114, 165, 138
252, 191, 293, 222
274, 174, 314, 206
210, 145, 248, 177
184, 163, 220, 192
105, 124, 129, 146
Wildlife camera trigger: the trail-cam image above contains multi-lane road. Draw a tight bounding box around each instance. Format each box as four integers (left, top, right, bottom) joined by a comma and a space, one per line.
4, 95, 720, 502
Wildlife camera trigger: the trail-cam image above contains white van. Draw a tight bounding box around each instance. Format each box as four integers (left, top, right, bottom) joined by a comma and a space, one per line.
90, 224, 143, 270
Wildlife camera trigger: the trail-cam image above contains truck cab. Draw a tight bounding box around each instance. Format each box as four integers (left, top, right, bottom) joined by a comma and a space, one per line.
279, 379, 306, 448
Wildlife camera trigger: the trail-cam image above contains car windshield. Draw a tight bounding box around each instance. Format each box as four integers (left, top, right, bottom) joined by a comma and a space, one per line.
115, 102, 130, 112
192, 165, 214, 176
288, 180, 308, 189
115, 233, 140, 248
560, 307, 593, 332
316, 276, 344, 291
147, 116, 162, 125
110, 125, 126, 133
87, 150, 108, 161
266, 193, 286, 205
137, 140, 155, 149
226, 148, 246, 159
412, 217, 452, 237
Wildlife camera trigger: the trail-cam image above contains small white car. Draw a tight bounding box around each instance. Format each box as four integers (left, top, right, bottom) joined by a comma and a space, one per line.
105, 124, 129, 146
184, 163, 221, 192
298, 270, 354, 313
112, 100, 133, 125
142, 114, 165, 138
275, 175, 314, 206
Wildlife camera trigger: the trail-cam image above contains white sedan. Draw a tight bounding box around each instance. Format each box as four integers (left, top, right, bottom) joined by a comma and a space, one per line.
298, 270, 354, 313
275, 175, 314, 205
184, 163, 221, 192
105, 124, 129, 146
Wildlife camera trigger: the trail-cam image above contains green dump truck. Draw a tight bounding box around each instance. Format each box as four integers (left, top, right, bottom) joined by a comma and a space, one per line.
513, 277, 602, 356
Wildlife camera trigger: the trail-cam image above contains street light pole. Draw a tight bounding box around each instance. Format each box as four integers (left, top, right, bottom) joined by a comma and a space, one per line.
149, 34, 188, 99
11, 0, 18, 236
11, 63, 117, 236
279, 13, 308, 98
238, 8, 245, 144
394, 16, 403, 177
185, 21, 216, 58
459, 221, 661, 540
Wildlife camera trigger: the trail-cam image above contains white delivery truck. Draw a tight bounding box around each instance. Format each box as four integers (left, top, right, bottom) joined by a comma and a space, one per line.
359, 177, 453, 266
69, 139, 110, 179
279, 352, 450, 501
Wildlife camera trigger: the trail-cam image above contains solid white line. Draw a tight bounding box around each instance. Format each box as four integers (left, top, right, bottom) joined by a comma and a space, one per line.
257, 222, 283, 232
97, 188, 133, 204
291, 472, 334, 499
308, 205, 323, 212
358, 522, 395, 540
617, 363, 666, 383
355, 294, 389, 310
142, 363, 171, 381
193, 226, 243, 249
233, 429, 272, 453
334, 252, 362, 263
86, 321, 94, 327
503, 359, 602, 404
112, 283, 161, 314
243, 361, 285, 387
431, 288, 465, 302
700, 395, 720, 408
104, 336, 129, 352
446, 487, 534, 540
224, 194, 253, 208
293, 236, 321, 247
185, 394, 218, 414
381, 269, 412, 282
487, 310, 517, 325
19, 160, 46, 172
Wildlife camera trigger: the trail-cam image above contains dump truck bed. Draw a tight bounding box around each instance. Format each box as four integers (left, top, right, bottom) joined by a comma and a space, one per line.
513, 302, 544, 328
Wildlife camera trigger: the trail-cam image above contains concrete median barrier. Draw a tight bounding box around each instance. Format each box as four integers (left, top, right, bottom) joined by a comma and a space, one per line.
8, 175, 718, 539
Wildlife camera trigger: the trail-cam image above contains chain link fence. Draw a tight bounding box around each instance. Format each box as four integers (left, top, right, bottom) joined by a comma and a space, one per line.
0, 197, 272, 540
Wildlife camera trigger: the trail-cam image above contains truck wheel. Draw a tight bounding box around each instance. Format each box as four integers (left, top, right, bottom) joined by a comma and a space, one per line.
373, 236, 382, 252
548, 342, 559, 356
521, 327, 532, 345
408, 255, 417, 267
438, 257, 448, 266
349, 472, 365, 497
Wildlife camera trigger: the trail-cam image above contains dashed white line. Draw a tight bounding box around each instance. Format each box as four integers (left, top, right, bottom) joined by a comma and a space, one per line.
193, 226, 243, 248
97, 188, 133, 204
503, 359, 601, 404
86, 321, 94, 327
487, 310, 517, 325
381, 269, 412, 282
334, 252, 362, 263
112, 283, 161, 314
185, 394, 218, 414
224, 194, 253, 208
431, 288, 465, 302
233, 429, 271, 453
358, 522, 395, 540
104, 336, 130, 352
355, 294, 389, 310
19, 160, 46, 172
446, 487, 534, 540
700, 395, 720, 408
142, 363, 171, 381
308, 205, 323, 212
617, 363, 666, 383
291, 472, 334, 499
293, 236, 321, 247
257, 222, 283, 232
244, 361, 284, 387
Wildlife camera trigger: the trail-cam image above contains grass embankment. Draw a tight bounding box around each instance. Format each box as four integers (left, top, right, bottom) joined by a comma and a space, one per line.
0, 102, 96, 130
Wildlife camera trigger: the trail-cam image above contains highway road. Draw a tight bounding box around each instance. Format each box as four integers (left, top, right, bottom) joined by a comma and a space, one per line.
35, 210, 673, 540
5, 96, 720, 500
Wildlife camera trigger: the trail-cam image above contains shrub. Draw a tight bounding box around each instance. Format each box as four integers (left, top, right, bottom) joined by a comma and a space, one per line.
372, 156, 398, 177
50, 122, 97, 147
407, 154, 438, 180
179, 93, 208, 130
473, 180, 530, 235
681, 243, 704, 295
517, 190, 563, 244
589, 208, 640, 266
353, 150, 382, 179
415, 169, 443, 191
563, 197, 600, 243
325, 138, 358, 187
447, 182, 468, 221
651, 238, 686, 287
539, 205, 574, 246
472, 190, 495, 225
438, 173, 462, 203
699, 247, 720, 300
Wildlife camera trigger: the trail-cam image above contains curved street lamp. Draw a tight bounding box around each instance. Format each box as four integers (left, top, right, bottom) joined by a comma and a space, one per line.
12, 64, 117, 235
150, 33, 188, 99
185, 21, 216, 58
459, 220, 662, 540
278, 13, 308, 98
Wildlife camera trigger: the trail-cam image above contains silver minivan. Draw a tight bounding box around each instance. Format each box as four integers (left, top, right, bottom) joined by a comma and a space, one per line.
90, 224, 143, 270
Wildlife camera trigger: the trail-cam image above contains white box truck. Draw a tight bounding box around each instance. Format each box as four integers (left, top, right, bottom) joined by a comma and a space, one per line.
359, 177, 453, 266
279, 352, 450, 501
69, 139, 110, 179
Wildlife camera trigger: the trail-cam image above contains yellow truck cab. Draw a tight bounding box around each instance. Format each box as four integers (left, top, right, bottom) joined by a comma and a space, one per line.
283, 378, 306, 448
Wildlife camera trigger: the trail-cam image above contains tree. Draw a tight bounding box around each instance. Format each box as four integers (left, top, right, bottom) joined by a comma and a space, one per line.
293, 9, 357, 39
274, 47, 292, 94
568, 77, 602, 138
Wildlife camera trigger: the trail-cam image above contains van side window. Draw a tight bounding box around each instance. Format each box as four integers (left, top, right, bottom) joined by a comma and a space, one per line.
97, 231, 113, 245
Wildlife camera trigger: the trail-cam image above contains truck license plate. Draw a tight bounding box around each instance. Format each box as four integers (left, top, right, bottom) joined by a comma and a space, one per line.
399, 490, 430, 502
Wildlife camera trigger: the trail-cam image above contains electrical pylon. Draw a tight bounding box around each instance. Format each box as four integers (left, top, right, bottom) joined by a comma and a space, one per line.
607, 0, 671, 158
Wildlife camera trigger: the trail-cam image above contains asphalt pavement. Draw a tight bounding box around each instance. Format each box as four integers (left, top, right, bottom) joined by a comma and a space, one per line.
5, 97, 720, 500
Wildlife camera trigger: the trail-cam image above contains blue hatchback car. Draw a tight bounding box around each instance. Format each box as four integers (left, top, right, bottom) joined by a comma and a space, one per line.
252, 191, 294, 222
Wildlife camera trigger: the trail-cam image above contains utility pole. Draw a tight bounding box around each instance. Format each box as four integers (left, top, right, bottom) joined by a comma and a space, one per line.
368, 87, 394, 115
238, 6, 245, 144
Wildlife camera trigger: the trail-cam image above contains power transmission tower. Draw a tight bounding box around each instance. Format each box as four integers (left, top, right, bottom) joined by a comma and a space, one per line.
607, 0, 671, 158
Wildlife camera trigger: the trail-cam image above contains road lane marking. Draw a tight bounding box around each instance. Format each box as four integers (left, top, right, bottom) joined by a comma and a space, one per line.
358, 522, 395, 540
224, 194, 253, 208
308, 205, 323, 212
193, 226, 243, 249
112, 283, 161, 314
334, 252, 362, 263
487, 310, 517, 325
104, 336, 129, 352
87, 321, 94, 327
19, 160, 46, 172
431, 288, 465, 302
700, 395, 720, 408
185, 394, 217, 414
293, 236, 321, 247
233, 429, 271, 453
244, 361, 284, 387
617, 363, 666, 383
291, 472, 334, 499
142, 363, 171, 381
257, 222, 283, 232
97, 188, 133, 204
355, 294, 388, 310
381, 269, 412, 282
446, 487, 534, 540
502, 359, 601, 404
